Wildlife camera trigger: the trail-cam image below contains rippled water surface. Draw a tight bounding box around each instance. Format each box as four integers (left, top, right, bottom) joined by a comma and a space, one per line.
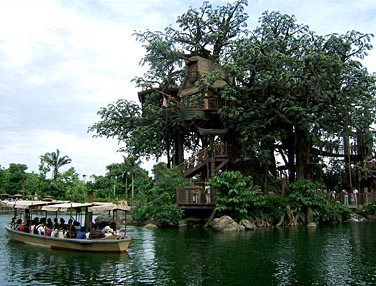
1, 214, 375, 285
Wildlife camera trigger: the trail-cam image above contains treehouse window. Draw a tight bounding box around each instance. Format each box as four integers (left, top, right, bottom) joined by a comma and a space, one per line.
188, 64, 198, 84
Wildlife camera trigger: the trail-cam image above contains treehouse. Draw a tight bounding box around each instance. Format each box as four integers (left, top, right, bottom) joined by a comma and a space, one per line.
137, 56, 235, 211
176, 56, 234, 210
178, 56, 227, 126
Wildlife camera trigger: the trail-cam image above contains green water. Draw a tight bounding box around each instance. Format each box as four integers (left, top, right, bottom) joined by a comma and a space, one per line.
1, 214, 375, 285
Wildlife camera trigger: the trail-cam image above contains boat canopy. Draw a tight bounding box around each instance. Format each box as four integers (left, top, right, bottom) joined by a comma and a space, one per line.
8, 200, 66, 210
40, 202, 130, 212
88, 202, 130, 212
6, 200, 130, 213
41, 202, 93, 212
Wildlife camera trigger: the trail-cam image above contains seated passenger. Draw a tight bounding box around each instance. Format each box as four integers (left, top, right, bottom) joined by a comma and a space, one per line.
30, 217, 39, 234
10, 217, 17, 229
53, 217, 59, 229
73, 221, 81, 231
36, 218, 46, 235
59, 218, 66, 230
15, 218, 22, 230
22, 219, 31, 233
102, 225, 114, 237
110, 222, 119, 235
57, 229, 66, 238
46, 218, 53, 229
44, 226, 52, 236
51, 228, 59, 238
75, 227, 87, 239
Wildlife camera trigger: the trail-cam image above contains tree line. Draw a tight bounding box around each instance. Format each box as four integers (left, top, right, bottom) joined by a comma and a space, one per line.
0, 149, 150, 203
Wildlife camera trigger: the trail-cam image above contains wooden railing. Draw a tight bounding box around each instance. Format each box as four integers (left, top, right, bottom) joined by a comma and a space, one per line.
181, 96, 219, 110
180, 144, 229, 173
176, 186, 216, 206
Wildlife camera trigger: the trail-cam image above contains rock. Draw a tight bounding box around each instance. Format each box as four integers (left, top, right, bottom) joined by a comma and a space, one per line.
211, 216, 244, 232
144, 223, 158, 229
239, 219, 257, 230
350, 214, 366, 222
307, 222, 317, 227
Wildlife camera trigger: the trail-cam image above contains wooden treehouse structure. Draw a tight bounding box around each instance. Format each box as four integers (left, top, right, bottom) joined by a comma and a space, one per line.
175, 56, 234, 212
138, 56, 235, 213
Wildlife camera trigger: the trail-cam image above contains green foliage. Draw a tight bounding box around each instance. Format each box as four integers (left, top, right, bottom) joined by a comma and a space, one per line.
364, 202, 376, 215
287, 180, 326, 212
40, 149, 72, 181
61, 168, 87, 202
250, 195, 288, 222
207, 171, 257, 221
319, 202, 352, 224
2, 164, 28, 194
90, 0, 376, 188
131, 164, 185, 227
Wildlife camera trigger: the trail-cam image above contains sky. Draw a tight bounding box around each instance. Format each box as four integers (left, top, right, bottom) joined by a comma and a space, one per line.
0, 0, 375, 178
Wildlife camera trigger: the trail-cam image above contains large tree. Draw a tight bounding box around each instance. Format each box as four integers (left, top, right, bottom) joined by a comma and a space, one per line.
90, 1, 376, 187
221, 11, 375, 183
90, 0, 249, 166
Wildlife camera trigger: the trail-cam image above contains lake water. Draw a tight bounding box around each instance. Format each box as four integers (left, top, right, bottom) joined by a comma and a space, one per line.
0, 214, 375, 285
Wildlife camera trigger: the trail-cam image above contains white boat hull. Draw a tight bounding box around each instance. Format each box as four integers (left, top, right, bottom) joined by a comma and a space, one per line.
5, 225, 131, 253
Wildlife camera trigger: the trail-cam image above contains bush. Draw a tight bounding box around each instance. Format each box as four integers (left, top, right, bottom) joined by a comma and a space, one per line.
364, 202, 376, 215
287, 180, 326, 213
130, 165, 185, 227
208, 171, 258, 221
319, 202, 352, 224
261, 195, 288, 222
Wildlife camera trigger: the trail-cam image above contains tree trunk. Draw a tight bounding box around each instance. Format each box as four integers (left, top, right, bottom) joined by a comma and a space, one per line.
295, 127, 311, 180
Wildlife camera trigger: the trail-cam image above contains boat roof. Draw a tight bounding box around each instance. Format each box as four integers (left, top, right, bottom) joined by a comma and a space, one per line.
41, 202, 93, 212
41, 202, 130, 212
7, 200, 66, 209
88, 202, 130, 212
6, 200, 130, 212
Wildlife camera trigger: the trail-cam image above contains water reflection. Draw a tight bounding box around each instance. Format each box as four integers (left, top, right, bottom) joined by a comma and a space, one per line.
1, 214, 376, 286
6, 240, 129, 285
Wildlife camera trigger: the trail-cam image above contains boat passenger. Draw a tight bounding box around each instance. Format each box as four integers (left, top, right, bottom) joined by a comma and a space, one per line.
30, 217, 39, 234
102, 225, 114, 237
75, 227, 87, 239
57, 229, 66, 238
66, 219, 76, 238
73, 221, 81, 231
59, 218, 66, 230
21, 219, 31, 233
53, 217, 59, 229
44, 224, 53, 236
36, 217, 46, 235
50, 228, 59, 238
18, 219, 27, 232
110, 222, 120, 235
14, 218, 22, 230
46, 218, 53, 229
10, 217, 17, 229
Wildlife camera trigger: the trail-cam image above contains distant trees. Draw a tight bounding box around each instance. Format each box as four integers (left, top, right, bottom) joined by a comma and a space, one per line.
0, 163, 28, 195
40, 149, 72, 181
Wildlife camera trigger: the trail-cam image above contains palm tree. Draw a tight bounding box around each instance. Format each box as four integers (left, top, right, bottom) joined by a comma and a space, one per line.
40, 149, 72, 181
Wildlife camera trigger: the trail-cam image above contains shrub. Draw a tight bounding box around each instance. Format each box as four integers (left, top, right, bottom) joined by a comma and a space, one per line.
287, 180, 326, 213
130, 165, 185, 227
364, 202, 376, 215
319, 202, 352, 224
207, 171, 258, 221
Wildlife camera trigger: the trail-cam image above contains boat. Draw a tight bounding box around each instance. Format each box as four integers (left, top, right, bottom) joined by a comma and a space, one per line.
4, 200, 131, 253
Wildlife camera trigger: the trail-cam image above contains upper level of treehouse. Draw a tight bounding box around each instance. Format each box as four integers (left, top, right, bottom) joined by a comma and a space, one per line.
178, 56, 227, 122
